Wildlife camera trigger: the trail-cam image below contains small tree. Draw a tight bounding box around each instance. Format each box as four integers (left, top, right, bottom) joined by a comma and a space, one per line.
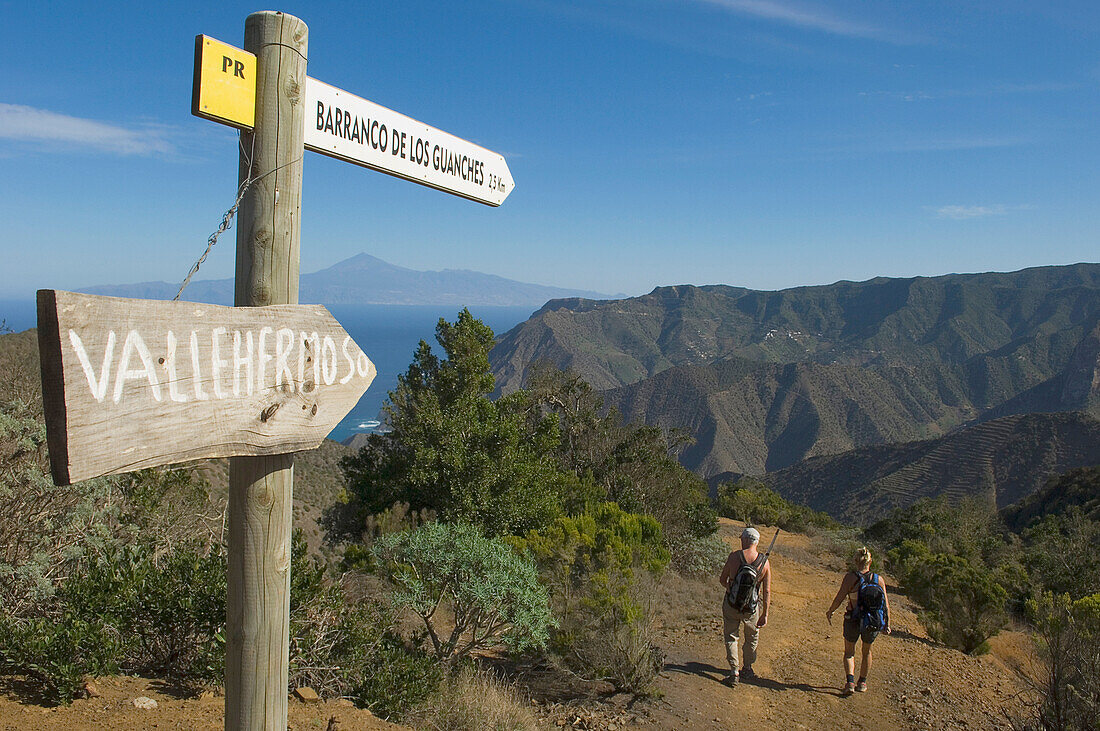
343, 311, 566, 536
373, 522, 552, 664
1027, 592, 1100, 730
510, 502, 670, 692
524, 362, 717, 551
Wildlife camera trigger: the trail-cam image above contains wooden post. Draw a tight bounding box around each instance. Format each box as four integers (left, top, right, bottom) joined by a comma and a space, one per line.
226, 10, 307, 731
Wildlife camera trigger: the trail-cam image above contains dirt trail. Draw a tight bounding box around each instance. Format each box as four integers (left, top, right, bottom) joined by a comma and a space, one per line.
642, 519, 1037, 730
0, 675, 406, 731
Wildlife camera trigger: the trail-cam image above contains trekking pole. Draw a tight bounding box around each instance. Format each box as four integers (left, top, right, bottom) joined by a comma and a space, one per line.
761, 528, 780, 565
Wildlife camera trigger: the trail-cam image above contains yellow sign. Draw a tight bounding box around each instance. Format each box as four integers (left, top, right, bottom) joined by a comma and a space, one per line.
191, 35, 256, 130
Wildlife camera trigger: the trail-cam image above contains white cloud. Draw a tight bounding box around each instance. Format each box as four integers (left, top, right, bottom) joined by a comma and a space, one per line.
0, 103, 172, 155
692, 0, 884, 39
932, 204, 1031, 220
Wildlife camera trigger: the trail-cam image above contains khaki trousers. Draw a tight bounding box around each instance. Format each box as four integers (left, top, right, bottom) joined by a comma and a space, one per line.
722, 598, 761, 671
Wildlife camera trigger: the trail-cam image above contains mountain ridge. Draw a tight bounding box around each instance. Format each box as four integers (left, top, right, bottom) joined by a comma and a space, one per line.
79, 252, 620, 307
491, 262, 1100, 480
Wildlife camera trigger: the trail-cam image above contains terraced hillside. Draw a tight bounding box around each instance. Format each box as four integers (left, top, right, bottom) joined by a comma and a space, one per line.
759, 411, 1100, 525
491, 264, 1100, 477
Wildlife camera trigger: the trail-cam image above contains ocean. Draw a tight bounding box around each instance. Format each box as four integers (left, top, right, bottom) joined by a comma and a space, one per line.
0, 300, 534, 444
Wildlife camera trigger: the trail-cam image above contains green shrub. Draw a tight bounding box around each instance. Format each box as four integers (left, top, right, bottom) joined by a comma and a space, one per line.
890, 547, 1007, 654
668, 531, 730, 578
717, 478, 838, 534
0, 614, 121, 703
522, 363, 716, 554
867, 496, 1010, 571
66, 542, 228, 685
373, 522, 552, 664
1027, 592, 1100, 730
290, 585, 441, 718
0, 527, 434, 708
0, 409, 124, 618
0, 541, 226, 704
288, 531, 441, 716
1022, 509, 1100, 600
352, 637, 443, 719
510, 502, 669, 692
870, 496, 1026, 649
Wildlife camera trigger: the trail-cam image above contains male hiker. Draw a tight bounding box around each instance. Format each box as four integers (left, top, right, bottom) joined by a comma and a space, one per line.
718, 526, 772, 685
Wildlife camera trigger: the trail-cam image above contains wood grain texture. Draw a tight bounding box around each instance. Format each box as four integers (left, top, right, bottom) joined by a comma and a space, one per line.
227, 11, 308, 731
227, 454, 294, 731
35, 290, 373, 485
234, 12, 307, 308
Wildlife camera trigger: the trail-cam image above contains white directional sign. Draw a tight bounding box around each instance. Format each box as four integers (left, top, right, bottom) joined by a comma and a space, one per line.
304, 77, 514, 207
37, 290, 376, 485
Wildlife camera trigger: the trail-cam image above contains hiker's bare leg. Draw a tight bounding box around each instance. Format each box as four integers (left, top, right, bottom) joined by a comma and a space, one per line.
859, 641, 872, 679
843, 639, 857, 678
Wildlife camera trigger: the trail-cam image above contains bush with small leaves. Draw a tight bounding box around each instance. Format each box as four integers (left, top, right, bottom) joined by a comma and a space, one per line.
373, 522, 552, 664
717, 478, 838, 534
0, 614, 121, 704
891, 548, 1007, 654
1022, 509, 1100, 601
510, 502, 669, 692
1027, 591, 1100, 730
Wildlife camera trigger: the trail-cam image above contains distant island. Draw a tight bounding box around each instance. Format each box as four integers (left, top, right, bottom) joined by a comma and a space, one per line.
78, 253, 620, 307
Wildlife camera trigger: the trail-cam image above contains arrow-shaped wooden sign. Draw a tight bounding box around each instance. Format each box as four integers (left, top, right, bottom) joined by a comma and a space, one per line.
37, 290, 376, 485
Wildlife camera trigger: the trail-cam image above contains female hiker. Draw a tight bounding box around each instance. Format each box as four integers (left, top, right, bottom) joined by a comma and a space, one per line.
825, 546, 890, 695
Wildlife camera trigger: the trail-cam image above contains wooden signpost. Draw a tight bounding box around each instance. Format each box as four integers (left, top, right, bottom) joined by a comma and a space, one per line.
36, 9, 514, 731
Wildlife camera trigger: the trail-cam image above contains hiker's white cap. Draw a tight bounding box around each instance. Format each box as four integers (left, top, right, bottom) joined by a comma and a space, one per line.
741, 527, 760, 544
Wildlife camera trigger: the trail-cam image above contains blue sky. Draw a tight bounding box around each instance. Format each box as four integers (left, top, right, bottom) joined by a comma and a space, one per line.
1, 0, 1097, 300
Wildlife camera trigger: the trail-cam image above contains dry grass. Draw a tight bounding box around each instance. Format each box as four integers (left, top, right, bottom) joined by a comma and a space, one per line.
405, 666, 544, 731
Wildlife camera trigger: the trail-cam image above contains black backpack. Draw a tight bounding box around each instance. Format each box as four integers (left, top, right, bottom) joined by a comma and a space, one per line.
726, 551, 766, 614
856, 572, 886, 631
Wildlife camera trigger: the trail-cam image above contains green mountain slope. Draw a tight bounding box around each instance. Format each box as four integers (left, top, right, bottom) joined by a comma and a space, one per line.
491, 264, 1100, 477
758, 412, 1100, 525
493, 263, 1100, 393
1001, 464, 1100, 531
603, 357, 973, 476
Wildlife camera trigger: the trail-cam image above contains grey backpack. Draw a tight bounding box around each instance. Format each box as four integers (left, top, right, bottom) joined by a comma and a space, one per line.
727, 551, 766, 613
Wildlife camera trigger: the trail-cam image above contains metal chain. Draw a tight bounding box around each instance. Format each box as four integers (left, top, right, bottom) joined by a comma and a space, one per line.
174, 134, 257, 301
174, 135, 305, 302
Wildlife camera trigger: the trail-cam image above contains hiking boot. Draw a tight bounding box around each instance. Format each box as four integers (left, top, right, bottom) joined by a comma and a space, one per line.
855, 679, 868, 692
721, 672, 739, 687
842, 681, 855, 696
740, 666, 756, 681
